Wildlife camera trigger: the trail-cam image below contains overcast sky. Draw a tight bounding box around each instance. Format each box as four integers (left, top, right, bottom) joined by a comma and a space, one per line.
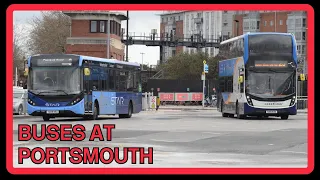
13, 11, 161, 66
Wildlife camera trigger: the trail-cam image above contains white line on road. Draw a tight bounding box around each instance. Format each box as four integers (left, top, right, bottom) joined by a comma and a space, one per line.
203, 132, 221, 135
150, 139, 175, 143
280, 151, 307, 154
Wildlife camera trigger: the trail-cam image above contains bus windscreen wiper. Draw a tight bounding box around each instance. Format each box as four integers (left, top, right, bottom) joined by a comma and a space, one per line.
51, 90, 69, 95
36, 90, 69, 95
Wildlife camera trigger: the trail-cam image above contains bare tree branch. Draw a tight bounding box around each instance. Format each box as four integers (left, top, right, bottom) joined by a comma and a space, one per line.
27, 11, 71, 55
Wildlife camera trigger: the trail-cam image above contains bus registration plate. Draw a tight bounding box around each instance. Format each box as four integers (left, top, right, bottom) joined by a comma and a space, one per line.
266, 110, 277, 114
46, 110, 59, 114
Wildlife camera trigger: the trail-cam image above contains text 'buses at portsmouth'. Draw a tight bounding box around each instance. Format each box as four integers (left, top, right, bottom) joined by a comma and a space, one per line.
26, 54, 142, 121
217, 32, 298, 120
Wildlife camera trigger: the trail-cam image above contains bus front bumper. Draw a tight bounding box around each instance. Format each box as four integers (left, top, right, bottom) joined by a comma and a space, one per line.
27, 99, 85, 117
244, 103, 297, 116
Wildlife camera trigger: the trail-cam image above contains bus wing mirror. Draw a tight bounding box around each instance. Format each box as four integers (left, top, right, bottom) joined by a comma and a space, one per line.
238, 76, 244, 83
84, 68, 91, 76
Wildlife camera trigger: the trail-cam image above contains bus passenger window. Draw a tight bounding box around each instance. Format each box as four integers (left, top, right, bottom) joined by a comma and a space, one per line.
109, 69, 115, 91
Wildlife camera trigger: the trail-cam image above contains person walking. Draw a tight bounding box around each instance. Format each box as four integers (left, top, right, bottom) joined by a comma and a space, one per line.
156, 96, 161, 111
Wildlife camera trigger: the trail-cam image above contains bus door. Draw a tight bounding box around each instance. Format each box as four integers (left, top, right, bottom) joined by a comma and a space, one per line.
83, 67, 92, 112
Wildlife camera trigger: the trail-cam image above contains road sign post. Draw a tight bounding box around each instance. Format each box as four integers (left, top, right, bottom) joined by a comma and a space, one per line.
202, 60, 208, 108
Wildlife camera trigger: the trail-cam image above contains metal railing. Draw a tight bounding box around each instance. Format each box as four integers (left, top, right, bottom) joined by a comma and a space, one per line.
297, 96, 308, 110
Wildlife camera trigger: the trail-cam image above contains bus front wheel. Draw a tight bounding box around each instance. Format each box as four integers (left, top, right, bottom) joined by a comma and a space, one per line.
43, 115, 50, 121
92, 103, 99, 120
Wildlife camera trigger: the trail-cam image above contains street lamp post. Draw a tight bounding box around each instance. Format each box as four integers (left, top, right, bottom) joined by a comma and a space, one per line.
140, 52, 145, 70
107, 11, 111, 59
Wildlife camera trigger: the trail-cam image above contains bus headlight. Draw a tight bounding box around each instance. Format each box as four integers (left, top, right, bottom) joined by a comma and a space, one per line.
290, 96, 296, 106
246, 96, 253, 106
27, 98, 36, 106
71, 97, 81, 105
67, 94, 84, 106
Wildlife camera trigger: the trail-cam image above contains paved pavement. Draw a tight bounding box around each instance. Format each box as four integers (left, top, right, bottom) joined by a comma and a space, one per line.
12, 109, 308, 168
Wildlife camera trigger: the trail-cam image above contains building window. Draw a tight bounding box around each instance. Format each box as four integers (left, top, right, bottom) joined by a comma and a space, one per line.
162, 18, 164, 22
302, 18, 306, 27
297, 45, 301, 54
302, 31, 306, 40
100, 21, 105, 33
280, 20, 283, 25
224, 11, 228, 13
264, 21, 267, 26
296, 18, 301, 27
90, 20, 98, 32
257, 21, 260, 29
270, 20, 273, 26
295, 32, 301, 40
301, 45, 305, 54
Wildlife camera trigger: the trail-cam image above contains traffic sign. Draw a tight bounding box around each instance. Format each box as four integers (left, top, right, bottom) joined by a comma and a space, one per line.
204, 64, 209, 73
203, 60, 206, 64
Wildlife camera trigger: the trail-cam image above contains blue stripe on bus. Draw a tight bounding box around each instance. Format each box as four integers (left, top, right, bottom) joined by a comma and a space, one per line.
218, 58, 237, 77
244, 34, 249, 64
291, 36, 298, 64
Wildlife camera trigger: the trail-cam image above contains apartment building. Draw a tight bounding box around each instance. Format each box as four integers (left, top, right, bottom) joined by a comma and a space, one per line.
160, 11, 222, 62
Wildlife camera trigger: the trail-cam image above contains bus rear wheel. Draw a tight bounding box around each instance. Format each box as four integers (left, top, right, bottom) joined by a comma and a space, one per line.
119, 102, 133, 118
281, 115, 289, 120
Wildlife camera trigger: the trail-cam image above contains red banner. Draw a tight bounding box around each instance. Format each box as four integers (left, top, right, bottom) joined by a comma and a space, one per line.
159, 93, 174, 101
191, 93, 203, 101
175, 93, 189, 101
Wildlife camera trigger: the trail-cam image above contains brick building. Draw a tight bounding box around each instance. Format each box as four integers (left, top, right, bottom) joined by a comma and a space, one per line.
63, 11, 127, 60
233, 11, 290, 36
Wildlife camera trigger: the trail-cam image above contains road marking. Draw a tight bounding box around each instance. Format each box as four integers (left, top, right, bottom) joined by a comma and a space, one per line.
280, 151, 307, 154
203, 132, 221, 135
150, 139, 175, 143
268, 144, 274, 146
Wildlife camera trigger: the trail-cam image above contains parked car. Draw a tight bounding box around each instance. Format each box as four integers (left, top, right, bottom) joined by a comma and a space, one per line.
13, 89, 27, 115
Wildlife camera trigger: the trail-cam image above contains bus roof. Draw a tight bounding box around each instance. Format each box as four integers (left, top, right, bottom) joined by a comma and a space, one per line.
78, 55, 140, 67
29, 54, 141, 67
220, 32, 293, 45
